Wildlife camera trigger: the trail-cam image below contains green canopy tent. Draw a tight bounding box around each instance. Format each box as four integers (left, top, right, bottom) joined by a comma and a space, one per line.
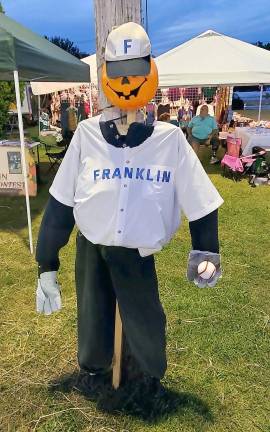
0, 12, 90, 253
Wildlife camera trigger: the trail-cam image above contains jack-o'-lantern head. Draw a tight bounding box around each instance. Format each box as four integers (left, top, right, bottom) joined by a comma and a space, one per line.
101, 22, 158, 110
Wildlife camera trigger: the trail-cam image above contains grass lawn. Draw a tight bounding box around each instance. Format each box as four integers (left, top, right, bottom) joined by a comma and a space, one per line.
0, 131, 269, 432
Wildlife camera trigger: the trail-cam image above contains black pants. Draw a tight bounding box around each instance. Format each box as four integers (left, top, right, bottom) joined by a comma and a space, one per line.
189, 135, 220, 154
75, 233, 167, 379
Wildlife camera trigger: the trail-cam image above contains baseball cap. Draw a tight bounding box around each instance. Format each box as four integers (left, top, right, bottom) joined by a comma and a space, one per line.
105, 22, 151, 78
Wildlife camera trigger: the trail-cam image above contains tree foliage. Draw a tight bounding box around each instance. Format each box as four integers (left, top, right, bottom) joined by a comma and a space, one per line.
0, 2, 25, 137
0, 83, 15, 137
255, 41, 270, 51
0, 83, 25, 138
45, 36, 88, 59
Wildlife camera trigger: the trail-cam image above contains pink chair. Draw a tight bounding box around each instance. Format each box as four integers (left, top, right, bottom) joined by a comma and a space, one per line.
226, 136, 242, 157
221, 154, 244, 173
221, 139, 264, 181
221, 136, 244, 178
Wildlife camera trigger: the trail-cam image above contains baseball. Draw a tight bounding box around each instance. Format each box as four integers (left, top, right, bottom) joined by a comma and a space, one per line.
197, 261, 216, 280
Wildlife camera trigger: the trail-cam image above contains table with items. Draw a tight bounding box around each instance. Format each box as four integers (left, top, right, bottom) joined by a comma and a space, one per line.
235, 127, 270, 156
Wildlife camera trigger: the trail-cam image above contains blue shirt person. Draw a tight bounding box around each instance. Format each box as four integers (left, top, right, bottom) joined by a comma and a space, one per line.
187, 105, 220, 164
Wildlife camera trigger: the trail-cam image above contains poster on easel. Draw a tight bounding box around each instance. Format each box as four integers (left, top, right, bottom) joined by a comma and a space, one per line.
0, 145, 37, 196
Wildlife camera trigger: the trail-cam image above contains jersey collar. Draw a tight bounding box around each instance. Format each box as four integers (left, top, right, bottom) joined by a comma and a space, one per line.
99, 120, 154, 148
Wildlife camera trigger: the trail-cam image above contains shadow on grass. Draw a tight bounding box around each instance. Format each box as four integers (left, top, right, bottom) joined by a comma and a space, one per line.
200, 147, 226, 176
48, 371, 213, 425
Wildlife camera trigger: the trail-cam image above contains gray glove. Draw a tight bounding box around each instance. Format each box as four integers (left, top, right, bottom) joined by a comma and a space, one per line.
36, 271, 62, 315
187, 250, 222, 288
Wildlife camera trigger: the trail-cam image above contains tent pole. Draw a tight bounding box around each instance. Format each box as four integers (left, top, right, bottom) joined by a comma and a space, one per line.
13, 70, 34, 254
89, 83, 93, 117
38, 95, 41, 135
258, 84, 263, 122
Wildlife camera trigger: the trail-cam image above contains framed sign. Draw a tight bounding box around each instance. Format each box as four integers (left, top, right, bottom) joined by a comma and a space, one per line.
0, 145, 37, 196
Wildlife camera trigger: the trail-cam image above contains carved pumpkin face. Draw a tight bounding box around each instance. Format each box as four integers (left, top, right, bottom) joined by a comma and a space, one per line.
101, 58, 158, 110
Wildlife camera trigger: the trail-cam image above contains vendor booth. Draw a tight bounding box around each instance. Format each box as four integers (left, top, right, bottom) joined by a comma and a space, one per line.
156, 30, 270, 121
0, 12, 90, 253
30, 55, 98, 135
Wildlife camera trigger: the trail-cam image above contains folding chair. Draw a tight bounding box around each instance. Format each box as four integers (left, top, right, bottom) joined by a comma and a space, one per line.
42, 141, 67, 173
221, 135, 242, 180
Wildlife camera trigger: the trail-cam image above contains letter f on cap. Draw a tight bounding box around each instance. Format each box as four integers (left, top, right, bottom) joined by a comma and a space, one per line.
124, 39, 132, 54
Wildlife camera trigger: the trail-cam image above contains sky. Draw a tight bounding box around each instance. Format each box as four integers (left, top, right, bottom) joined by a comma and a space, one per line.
2, 0, 270, 56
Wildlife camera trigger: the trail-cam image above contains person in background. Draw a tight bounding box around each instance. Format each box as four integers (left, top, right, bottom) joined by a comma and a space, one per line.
196, 99, 215, 117
158, 112, 171, 122
187, 105, 220, 164
146, 101, 156, 125
179, 112, 191, 138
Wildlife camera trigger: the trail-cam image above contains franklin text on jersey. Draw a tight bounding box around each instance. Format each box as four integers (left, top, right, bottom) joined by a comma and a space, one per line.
93, 166, 171, 183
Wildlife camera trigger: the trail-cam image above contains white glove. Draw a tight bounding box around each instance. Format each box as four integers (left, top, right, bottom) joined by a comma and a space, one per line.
187, 250, 222, 288
36, 271, 62, 315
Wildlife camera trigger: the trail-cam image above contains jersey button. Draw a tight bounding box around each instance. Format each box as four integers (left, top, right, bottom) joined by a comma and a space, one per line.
115, 134, 119, 139
109, 123, 114, 128
117, 230, 122, 234
123, 184, 127, 187
126, 160, 130, 164
120, 208, 124, 212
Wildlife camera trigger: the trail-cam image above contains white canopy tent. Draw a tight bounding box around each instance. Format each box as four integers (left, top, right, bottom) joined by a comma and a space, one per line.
156, 30, 270, 88
30, 54, 97, 95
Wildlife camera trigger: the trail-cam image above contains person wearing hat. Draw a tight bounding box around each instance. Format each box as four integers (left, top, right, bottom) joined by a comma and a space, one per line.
36, 22, 223, 396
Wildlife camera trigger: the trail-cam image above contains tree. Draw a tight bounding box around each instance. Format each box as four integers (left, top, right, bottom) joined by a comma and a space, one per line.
0, 2, 25, 137
44, 36, 88, 59
0, 82, 24, 137
255, 41, 270, 51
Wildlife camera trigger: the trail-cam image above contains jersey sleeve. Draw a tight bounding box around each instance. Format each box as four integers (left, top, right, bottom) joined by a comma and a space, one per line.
36, 196, 75, 273
49, 125, 81, 207
175, 130, 224, 221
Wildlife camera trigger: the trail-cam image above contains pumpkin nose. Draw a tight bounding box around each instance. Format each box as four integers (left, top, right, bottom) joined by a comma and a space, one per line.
121, 76, 130, 84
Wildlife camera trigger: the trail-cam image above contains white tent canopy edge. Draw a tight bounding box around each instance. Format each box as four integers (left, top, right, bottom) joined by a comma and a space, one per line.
156, 30, 270, 87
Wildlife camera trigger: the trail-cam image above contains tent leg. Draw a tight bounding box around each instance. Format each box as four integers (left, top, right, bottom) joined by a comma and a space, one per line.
38, 95, 41, 136
258, 84, 263, 122
89, 83, 93, 117
14, 70, 34, 254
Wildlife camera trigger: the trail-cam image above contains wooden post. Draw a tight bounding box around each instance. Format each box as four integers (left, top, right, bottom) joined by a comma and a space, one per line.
94, 0, 141, 110
94, 0, 142, 390
112, 303, 123, 389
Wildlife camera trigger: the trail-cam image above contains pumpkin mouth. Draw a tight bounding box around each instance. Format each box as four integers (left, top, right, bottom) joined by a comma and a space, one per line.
106, 78, 147, 100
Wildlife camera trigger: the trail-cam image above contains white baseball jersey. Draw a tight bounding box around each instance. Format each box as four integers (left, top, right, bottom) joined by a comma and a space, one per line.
49, 115, 223, 256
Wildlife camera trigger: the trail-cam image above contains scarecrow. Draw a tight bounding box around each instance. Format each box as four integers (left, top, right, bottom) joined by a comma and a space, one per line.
36, 22, 223, 397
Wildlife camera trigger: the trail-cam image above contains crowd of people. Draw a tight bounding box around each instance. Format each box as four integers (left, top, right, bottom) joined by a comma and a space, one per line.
40, 84, 99, 140
154, 93, 222, 164
39, 85, 227, 164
